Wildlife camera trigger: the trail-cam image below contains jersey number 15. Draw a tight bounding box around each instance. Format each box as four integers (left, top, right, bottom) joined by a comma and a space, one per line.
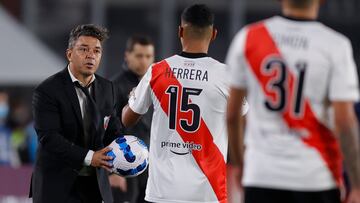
166, 86, 202, 132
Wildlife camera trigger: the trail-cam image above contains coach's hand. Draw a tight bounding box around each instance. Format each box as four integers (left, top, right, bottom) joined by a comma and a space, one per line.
347, 188, 360, 203
91, 147, 114, 172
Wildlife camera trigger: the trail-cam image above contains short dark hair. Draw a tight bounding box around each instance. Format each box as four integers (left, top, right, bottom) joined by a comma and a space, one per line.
287, 0, 315, 9
125, 35, 154, 52
181, 4, 214, 28
68, 24, 109, 49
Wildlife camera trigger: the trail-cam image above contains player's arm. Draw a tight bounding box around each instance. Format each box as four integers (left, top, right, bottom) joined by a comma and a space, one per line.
226, 87, 247, 167
329, 38, 360, 202
333, 101, 360, 197
122, 104, 142, 128
122, 67, 153, 128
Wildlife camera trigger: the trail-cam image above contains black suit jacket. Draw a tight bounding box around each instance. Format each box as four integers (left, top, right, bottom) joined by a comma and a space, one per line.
30, 68, 122, 203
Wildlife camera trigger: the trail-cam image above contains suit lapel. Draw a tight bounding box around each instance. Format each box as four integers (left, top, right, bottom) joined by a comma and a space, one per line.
93, 77, 105, 110
92, 77, 105, 149
61, 68, 83, 128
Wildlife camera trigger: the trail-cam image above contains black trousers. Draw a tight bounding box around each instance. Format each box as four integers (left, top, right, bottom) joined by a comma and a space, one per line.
244, 187, 341, 203
68, 175, 102, 203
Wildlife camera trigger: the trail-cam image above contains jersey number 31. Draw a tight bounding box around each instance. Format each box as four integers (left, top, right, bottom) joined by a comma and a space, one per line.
262, 58, 307, 117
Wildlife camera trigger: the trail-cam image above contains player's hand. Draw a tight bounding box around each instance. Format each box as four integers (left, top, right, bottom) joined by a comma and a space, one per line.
347, 188, 360, 203
109, 174, 127, 192
340, 183, 347, 202
91, 147, 113, 172
128, 87, 136, 99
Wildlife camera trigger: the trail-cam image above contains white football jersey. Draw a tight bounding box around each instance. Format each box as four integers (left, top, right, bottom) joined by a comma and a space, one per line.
226, 16, 359, 191
129, 53, 247, 203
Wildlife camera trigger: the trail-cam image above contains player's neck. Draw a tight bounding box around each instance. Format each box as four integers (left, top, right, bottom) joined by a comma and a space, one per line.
181, 41, 209, 54
282, 6, 319, 20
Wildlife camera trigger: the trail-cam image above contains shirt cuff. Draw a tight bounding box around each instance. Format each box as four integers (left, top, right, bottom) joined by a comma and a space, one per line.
84, 150, 94, 166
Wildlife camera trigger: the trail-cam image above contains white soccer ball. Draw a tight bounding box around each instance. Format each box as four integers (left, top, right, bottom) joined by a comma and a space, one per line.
107, 135, 149, 177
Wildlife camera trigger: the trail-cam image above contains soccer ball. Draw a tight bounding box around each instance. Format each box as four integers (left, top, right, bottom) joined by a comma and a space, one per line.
106, 135, 149, 177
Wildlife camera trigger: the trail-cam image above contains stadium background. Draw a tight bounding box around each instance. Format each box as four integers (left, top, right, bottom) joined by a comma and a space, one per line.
0, 0, 359, 202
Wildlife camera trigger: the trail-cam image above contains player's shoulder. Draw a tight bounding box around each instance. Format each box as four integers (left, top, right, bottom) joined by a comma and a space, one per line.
236, 17, 275, 35
230, 18, 270, 45
206, 57, 226, 69
270, 16, 350, 47
200, 58, 229, 81
151, 55, 177, 69
315, 24, 351, 46
269, 15, 349, 45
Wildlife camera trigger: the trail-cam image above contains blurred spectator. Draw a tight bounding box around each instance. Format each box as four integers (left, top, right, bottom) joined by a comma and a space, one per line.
25, 121, 38, 163
0, 89, 20, 167
8, 100, 33, 165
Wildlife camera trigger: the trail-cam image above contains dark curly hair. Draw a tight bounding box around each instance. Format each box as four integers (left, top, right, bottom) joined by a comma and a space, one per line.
67, 24, 109, 49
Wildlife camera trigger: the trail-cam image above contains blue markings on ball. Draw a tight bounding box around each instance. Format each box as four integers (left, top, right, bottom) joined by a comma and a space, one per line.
138, 139, 148, 150
115, 137, 125, 144
116, 137, 136, 163
106, 150, 116, 165
116, 159, 148, 177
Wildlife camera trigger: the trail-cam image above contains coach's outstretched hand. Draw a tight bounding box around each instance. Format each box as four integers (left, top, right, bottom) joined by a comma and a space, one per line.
91, 147, 114, 172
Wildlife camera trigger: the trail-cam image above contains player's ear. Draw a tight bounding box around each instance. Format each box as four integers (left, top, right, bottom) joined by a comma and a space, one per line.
124, 51, 130, 61
66, 49, 72, 62
178, 26, 184, 39
211, 28, 217, 41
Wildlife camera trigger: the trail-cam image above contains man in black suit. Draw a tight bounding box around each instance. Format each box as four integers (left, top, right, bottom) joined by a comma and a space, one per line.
30, 24, 122, 203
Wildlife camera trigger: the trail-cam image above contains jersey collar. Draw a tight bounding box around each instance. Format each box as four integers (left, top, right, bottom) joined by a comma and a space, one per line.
280, 14, 317, 22
179, 52, 208, 58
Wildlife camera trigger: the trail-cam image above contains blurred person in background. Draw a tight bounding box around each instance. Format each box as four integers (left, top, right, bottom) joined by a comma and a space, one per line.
8, 100, 33, 164
226, 0, 360, 203
110, 35, 155, 203
30, 24, 122, 203
0, 89, 20, 167
6, 97, 39, 165
25, 120, 38, 164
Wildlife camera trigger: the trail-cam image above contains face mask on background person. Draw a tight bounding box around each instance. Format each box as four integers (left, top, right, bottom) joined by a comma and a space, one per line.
0, 102, 9, 120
